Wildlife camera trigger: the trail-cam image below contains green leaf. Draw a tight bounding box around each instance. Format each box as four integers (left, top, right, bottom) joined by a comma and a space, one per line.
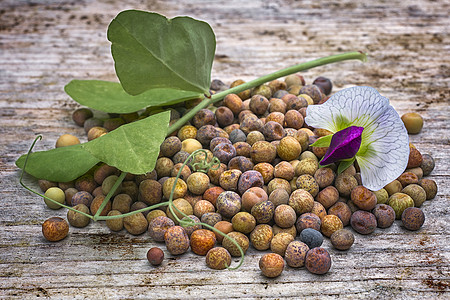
337, 157, 356, 174
82, 111, 170, 174
310, 134, 333, 148
15, 144, 100, 182
65, 80, 202, 113
108, 10, 216, 96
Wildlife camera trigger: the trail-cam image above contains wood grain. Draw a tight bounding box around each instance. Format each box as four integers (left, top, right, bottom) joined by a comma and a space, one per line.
0, 0, 449, 298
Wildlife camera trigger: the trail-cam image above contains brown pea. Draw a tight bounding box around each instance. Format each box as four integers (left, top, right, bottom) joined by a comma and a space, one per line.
124, 212, 148, 235
259, 253, 285, 278
205, 247, 232, 270
67, 204, 91, 228
351, 185, 377, 211
42, 217, 69, 242
320, 214, 343, 238
190, 229, 216, 256
397, 172, 419, 187
316, 186, 339, 209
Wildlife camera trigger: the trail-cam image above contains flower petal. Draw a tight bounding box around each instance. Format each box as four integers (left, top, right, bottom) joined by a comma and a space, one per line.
356, 103, 410, 191
306, 86, 410, 191
320, 126, 363, 165
306, 86, 391, 132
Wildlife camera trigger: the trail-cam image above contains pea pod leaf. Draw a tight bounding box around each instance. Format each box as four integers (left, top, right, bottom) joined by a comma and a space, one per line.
310, 134, 333, 148
107, 10, 216, 96
15, 144, 100, 182
337, 157, 356, 174
65, 80, 202, 113
81, 111, 170, 174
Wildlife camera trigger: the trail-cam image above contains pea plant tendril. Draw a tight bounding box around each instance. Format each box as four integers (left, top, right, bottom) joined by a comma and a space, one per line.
21, 139, 245, 269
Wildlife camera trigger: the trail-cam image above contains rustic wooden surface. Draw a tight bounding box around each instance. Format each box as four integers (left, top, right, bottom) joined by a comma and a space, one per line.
1, 0, 449, 299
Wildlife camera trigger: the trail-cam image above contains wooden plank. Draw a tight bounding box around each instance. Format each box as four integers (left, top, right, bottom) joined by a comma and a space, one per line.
0, 0, 449, 299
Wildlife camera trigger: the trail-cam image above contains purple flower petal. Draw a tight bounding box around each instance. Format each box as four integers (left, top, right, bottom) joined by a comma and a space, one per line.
320, 126, 364, 166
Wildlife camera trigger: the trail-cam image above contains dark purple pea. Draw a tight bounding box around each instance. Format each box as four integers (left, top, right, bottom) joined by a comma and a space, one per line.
213, 142, 236, 164
215, 106, 234, 127
229, 129, 247, 144
192, 109, 216, 129
313, 76, 332, 95
350, 210, 377, 235
228, 156, 254, 173
372, 204, 396, 228
71, 191, 93, 207
401, 207, 425, 231
201, 212, 223, 227
251, 200, 275, 224
237, 170, 264, 195
196, 125, 222, 147
305, 247, 332, 275
299, 228, 323, 249
210, 137, 232, 151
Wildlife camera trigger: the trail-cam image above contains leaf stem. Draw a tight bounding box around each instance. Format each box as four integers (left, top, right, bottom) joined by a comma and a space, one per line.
93, 171, 127, 221
167, 51, 367, 134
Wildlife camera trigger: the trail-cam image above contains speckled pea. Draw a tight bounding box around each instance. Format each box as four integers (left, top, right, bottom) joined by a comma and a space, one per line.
372, 204, 395, 228
350, 210, 377, 234
216, 191, 241, 218
148, 216, 175, 242
420, 153, 435, 176
164, 226, 190, 255
250, 224, 273, 251
270, 232, 295, 256
314, 167, 336, 189
288, 189, 314, 215
250, 141, 277, 164
201, 212, 223, 227
251, 200, 275, 224
237, 170, 264, 195
285, 241, 310, 268
320, 214, 343, 237
222, 231, 250, 257
388, 192, 415, 219
401, 207, 425, 231
231, 212, 256, 234
206, 247, 232, 270
419, 178, 437, 200
402, 184, 427, 207
219, 169, 242, 192
296, 213, 321, 234
305, 247, 332, 275
330, 229, 354, 250
295, 158, 319, 177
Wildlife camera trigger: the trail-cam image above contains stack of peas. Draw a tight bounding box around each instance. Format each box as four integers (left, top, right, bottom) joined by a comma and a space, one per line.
39, 74, 438, 277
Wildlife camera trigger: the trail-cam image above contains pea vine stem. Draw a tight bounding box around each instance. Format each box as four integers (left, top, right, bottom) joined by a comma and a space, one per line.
168, 51, 367, 134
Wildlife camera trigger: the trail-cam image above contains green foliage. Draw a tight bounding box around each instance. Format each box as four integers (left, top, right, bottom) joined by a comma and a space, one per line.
108, 10, 216, 96
15, 144, 100, 182
65, 80, 202, 114
337, 157, 356, 174
82, 111, 170, 174
310, 134, 333, 148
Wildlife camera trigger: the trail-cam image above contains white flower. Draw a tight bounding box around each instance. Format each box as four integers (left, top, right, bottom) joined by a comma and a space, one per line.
305, 86, 410, 191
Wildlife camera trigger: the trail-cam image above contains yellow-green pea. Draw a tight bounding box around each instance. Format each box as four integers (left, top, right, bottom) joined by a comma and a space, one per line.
55, 134, 80, 148
44, 187, 65, 209
181, 138, 202, 154
401, 112, 423, 134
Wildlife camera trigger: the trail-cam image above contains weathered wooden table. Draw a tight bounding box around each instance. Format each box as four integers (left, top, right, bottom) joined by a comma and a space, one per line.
1, 0, 449, 298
